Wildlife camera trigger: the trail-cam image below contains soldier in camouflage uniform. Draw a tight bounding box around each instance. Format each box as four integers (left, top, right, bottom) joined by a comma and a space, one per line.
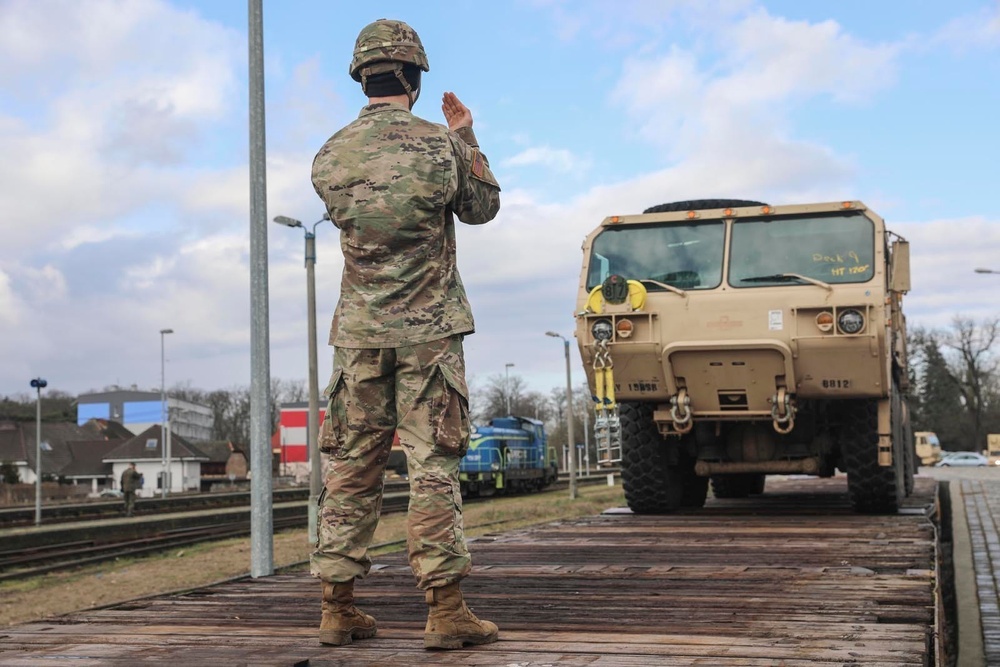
120, 462, 141, 517
309, 19, 502, 650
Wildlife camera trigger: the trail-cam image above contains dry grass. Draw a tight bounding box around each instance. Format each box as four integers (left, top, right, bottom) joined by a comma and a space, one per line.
0, 483, 624, 627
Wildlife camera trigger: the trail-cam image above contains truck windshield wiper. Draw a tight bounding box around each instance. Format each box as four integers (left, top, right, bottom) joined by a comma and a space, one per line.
638, 279, 688, 299
740, 273, 833, 291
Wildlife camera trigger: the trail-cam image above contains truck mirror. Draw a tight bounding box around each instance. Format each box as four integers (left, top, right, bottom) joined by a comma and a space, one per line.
890, 240, 910, 293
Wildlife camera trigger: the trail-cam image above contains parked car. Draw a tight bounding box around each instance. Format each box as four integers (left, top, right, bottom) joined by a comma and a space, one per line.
935, 452, 989, 467
99, 488, 123, 498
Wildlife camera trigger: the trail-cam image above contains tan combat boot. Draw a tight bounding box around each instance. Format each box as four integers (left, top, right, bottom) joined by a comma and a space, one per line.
318, 580, 377, 646
424, 582, 499, 650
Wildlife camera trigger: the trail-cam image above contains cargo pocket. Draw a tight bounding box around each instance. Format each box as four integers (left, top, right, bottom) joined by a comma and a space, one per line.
433, 364, 471, 457
314, 486, 327, 549
319, 369, 347, 457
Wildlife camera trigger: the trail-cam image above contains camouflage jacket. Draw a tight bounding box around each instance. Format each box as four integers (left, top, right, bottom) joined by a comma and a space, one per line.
120, 468, 141, 492
312, 101, 501, 348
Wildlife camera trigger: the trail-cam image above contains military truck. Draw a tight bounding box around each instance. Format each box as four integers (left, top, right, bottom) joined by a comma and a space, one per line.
574, 199, 914, 514
914, 431, 942, 466
985, 433, 1000, 467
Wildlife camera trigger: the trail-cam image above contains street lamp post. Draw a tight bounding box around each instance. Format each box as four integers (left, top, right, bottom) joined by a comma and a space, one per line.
160, 328, 174, 498
546, 332, 577, 499
274, 213, 330, 544
30, 377, 47, 525
504, 362, 515, 415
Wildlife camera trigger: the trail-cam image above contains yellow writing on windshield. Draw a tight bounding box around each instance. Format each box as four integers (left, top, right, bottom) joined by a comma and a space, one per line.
813, 250, 866, 277
813, 250, 861, 264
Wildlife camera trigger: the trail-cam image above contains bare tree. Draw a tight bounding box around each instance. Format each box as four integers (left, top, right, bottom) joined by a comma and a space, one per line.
940, 316, 1000, 450
474, 373, 530, 421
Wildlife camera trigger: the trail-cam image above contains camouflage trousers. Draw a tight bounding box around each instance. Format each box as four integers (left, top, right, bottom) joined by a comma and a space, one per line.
310, 335, 473, 590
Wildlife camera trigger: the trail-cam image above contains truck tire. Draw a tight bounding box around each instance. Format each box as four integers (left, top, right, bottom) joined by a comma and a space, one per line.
901, 399, 915, 496
643, 199, 767, 215
842, 393, 904, 513
620, 402, 684, 513
680, 452, 709, 508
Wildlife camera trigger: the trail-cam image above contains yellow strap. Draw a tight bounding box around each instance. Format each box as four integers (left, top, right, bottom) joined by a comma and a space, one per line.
602, 367, 616, 409
594, 370, 605, 408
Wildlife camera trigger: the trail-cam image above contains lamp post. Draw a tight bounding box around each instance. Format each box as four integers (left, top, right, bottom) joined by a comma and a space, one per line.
974, 268, 999, 274
504, 362, 515, 415
30, 377, 47, 525
546, 332, 577, 499
274, 213, 330, 543
160, 328, 174, 498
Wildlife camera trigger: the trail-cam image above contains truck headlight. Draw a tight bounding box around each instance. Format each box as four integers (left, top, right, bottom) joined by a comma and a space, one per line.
591, 319, 613, 341
837, 308, 865, 335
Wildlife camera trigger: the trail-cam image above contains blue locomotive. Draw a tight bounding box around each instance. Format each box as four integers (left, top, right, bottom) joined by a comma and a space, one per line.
459, 416, 559, 496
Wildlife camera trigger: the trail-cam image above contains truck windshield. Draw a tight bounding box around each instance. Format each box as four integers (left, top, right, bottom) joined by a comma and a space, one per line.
729, 212, 875, 287
587, 222, 725, 291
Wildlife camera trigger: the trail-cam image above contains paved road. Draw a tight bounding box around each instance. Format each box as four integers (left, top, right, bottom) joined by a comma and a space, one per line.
920, 465, 1000, 667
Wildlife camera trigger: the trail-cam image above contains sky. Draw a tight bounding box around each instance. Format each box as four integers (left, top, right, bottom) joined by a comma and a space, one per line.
1, 0, 998, 401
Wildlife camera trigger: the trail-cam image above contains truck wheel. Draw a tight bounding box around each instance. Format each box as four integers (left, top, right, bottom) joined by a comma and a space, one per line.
842, 396, 903, 513
643, 199, 767, 214
620, 402, 684, 513
901, 398, 915, 496
748, 474, 767, 495
680, 453, 709, 508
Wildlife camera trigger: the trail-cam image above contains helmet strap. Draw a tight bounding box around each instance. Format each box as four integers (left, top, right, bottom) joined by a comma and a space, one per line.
392, 65, 419, 109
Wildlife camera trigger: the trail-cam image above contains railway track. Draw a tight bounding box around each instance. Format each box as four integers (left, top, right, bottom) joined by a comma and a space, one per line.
1, 469, 618, 528
0, 486, 312, 528
0, 476, 608, 582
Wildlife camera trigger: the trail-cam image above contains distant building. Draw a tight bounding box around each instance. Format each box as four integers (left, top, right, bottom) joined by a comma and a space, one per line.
0, 420, 128, 494
197, 440, 249, 491
274, 402, 326, 484
103, 425, 209, 496
76, 390, 213, 442
275, 401, 325, 464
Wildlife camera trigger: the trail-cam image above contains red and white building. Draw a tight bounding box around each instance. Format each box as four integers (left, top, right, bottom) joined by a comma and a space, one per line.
274, 402, 403, 482
274, 402, 326, 481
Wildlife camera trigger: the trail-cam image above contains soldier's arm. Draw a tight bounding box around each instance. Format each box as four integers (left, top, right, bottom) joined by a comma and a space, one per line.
441, 92, 500, 225
448, 131, 501, 225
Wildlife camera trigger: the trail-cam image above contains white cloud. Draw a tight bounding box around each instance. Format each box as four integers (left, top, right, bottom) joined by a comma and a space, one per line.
17, 265, 68, 303
613, 10, 899, 159
501, 146, 589, 173
0, 269, 23, 327
933, 4, 1000, 51
717, 11, 898, 105
893, 216, 1000, 328
0, 0, 242, 254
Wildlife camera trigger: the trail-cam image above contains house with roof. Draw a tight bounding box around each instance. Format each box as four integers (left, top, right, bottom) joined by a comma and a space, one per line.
103, 425, 209, 497
196, 440, 249, 491
0, 421, 28, 483
0, 420, 129, 497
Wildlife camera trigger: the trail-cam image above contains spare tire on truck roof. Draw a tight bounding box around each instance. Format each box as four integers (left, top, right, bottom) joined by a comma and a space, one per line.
642, 199, 767, 214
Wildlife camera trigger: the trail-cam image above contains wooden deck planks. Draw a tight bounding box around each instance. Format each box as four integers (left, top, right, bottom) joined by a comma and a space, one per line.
0, 476, 939, 666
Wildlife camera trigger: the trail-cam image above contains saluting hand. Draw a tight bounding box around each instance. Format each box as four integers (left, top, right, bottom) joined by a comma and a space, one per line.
442, 92, 473, 131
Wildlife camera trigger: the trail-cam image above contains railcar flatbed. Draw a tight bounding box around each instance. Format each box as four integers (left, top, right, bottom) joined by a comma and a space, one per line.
0, 476, 942, 666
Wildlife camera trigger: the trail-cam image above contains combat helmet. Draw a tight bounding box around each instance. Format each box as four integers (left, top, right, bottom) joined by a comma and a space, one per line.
350, 19, 428, 105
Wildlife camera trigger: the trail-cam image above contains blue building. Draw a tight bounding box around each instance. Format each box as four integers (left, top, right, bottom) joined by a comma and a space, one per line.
76, 389, 213, 443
